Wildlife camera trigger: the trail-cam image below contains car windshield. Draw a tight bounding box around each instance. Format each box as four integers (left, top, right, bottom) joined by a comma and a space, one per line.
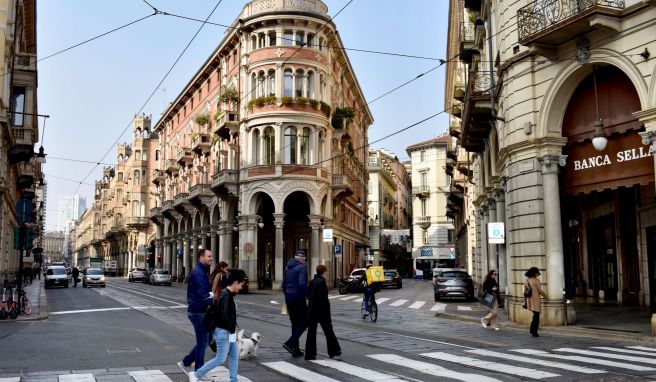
384, 271, 397, 277
135, 268, 145, 272
87, 269, 103, 275
157, 270, 169, 274
47, 268, 66, 275
440, 271, 469, 278
352, 270, 365, 277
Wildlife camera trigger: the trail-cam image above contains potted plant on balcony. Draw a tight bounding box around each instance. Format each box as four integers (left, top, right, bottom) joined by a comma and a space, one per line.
218, 86, 239, 110
194, 113, 211, 127
331, 107, 355, 129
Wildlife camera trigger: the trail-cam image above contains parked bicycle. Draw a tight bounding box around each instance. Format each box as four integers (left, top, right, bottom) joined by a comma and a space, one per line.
0, 278, 31, 319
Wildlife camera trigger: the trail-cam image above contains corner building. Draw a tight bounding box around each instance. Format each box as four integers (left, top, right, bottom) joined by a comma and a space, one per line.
151, 0, 372, 288
446, 0, 656, 326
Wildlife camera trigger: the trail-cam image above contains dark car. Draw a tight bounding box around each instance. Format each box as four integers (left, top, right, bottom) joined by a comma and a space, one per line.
381, 270, 402, 289
434, 269, 474, 301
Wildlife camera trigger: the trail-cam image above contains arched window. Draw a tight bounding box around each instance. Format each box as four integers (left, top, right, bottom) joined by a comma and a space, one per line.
295, 69, 304, 98
257, 71, 265, 98
117, 172, 123, 181
319, 74, 324, 101
284, 69, 293, 97
318, 131, 324, 164
258, 33, 266, 48
135, 150, 141, 160
300, 127, 310, 165
252, 129, 261, 165
284, 126, 297, 164
267, 69, 276, 96
140, 201, 146, 217
132, 201, 139, 216
133, 170, 140, 185
307, 71, 315, 99
142, 150, 147, 161
251, 35, 257, 50
264, 126, 275, 165
251, 74, 257, 100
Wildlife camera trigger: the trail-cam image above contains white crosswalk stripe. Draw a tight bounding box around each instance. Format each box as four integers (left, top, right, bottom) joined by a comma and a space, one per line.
512, 349, 656, 371
554, 347, 656, 365
59, 374, 95, 382
421, 352, 559, 379
408, 301, 426, 309
592, 346, 656, 357
430, 303, 446, 311
466, 349, 606, 374
628, 346, 656, 352
199, 366, 254, 381
129, 370, 173, 382
0, 378, 20, 382
457, 306, 472, 311
337, 295, 360, 301
367, 354, 502, 382
328, 294, 343, 299
389, 299, 408, 307
375, 297, 391, 304
312, 359, 407, 381
263, 361, 340, 382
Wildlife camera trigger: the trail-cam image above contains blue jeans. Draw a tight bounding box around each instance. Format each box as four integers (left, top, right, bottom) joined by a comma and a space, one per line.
195, 328, 239, 381
363, 287, 375, 311
183, 312, 209, 371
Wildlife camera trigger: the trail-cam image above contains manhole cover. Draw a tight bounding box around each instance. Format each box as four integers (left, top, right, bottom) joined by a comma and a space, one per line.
106, 347, 142, 354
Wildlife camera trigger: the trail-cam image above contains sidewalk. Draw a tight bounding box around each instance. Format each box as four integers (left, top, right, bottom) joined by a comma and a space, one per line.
436, 300, 656, 343
0, 277, 48, 322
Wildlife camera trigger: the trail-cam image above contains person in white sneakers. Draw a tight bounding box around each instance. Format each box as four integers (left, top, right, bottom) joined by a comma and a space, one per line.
480, 270, 501, 331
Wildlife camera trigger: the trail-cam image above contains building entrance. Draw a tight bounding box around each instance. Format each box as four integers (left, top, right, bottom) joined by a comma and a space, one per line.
647, 226, 656, 312
586, 214, 617, 301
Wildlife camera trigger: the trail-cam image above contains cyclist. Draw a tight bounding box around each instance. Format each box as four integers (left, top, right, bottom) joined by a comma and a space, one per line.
361, 264, 382, 317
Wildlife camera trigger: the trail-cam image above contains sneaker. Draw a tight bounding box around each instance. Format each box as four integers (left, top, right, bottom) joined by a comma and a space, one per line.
330, 352, 342, 360
177, 361, 191, 373
188, 371, 198, 382
493, 328, 500, 331
480, 318, 487, 328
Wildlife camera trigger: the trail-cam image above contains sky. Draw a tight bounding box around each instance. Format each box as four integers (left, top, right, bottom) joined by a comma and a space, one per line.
37, 0, 449, 230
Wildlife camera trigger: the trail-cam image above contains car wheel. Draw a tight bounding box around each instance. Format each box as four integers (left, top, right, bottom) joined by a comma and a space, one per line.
102, 285, 106, 288
65, 283, 69, 288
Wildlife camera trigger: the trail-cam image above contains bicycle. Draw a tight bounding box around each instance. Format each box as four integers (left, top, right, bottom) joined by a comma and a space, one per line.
360, 293, 378, 322
18, 290, 31, 315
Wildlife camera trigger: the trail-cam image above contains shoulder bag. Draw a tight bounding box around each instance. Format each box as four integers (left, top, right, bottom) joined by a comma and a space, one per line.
523, 280, 532, 298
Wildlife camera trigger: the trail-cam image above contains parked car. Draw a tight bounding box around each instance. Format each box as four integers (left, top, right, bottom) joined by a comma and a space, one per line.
149, 269, 171, 286
83, 268, 106, 288
45, 266, 69, 289
381, 270, 402, 289
129, 267, 147, 282
433, 269, 474, 301
347, 268, 366, 284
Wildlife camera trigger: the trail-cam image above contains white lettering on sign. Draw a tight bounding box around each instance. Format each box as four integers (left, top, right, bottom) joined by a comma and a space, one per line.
573, 146, 650, 171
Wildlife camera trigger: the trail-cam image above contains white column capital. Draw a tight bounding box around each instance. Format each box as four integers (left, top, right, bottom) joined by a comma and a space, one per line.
538, 155, 567, 174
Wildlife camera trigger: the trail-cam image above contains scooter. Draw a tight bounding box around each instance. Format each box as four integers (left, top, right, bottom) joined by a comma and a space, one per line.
338, 278, 363, 294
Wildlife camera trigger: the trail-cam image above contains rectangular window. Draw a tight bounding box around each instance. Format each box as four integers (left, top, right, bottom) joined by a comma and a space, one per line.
155, 150, 160, 160
307, 33, 315, 48
421, 199, 427, 217
269, 32, 277, 46
420, 150, 426, 162
283, 31, 293, 46
295, 31, 304, 46
11, 86, 26, 126
447, 229, 455, 243
422, 230, 428, 244
420, 172, 427, 189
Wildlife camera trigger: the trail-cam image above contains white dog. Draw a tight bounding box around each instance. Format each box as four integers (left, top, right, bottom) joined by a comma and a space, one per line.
238, 329, 261, 359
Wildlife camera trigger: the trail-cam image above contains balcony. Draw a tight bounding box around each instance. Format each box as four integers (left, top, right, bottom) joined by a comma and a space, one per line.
415, 216, 431, 230
464, 0, 482, 12
459, 20, 477, 64
149, 206, 162, 221
191, 133, 212, 155
164, 159, 178, 175
189, 183, 213, 207
460, 68, 492, 152
161, 199, 174, 213
517, 0, 624, 46
214, 111, 239, 140
211, 169, 238, 197
152, 169, 165, 186
332, 174, 353, 198
412, 185, 430, 197
176, 148, 193, 166
14, 53, 37, 71
126, 216, 150, 228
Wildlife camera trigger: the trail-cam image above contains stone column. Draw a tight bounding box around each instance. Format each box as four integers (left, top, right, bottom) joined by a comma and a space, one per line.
191, 230, 199, 269
171, 237, 178, 281
481, 204, 489, 279
487, 198, 498, 273
210, 224, 218, 265
219, 221, 233, 265
273, 213, 285, 290
474, 211, 481, 283
639, 130, 656, 189
183, 234, 191, 282
163, 238, 170, 273
127, 250, 133, 274
538, 155, 568, 324
494, 188, 508, 294
308, 215, 322, 274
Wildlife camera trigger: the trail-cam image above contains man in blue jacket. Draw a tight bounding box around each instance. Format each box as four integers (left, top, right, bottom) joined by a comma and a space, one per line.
282, 250, 309, 357
179, 249, 213, 372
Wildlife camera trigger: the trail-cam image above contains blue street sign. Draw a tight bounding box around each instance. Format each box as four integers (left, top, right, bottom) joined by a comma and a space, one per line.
334, 245, 342, 257
177, 248, 183, 258
16, 198, 33, 224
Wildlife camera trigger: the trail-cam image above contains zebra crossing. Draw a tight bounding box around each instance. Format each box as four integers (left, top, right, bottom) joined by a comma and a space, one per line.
326, 293, 473, 313
3, 345, 656, 381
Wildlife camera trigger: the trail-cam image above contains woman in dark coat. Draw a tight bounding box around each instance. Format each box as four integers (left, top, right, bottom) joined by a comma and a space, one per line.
304, 264, 341, 361
480, 269, 500, 330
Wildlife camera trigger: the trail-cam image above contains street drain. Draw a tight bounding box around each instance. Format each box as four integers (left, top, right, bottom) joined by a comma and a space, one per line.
106, 347, 142, 354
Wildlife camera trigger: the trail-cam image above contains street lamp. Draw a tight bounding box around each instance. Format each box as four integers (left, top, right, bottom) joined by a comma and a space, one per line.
591, 66, 607, 152
35, 146, 47, 164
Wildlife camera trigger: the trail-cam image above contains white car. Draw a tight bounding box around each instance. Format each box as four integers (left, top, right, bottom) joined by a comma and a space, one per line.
149, 269, 171, 286
83, 268, 106, 288
45, 266, 69, 289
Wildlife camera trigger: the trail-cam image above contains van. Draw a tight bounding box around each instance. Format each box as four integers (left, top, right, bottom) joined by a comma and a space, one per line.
45, 265, 69, 289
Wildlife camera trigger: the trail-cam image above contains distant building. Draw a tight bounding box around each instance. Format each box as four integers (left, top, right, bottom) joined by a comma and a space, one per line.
406, 136, 455, 279
57, 195, 86, 231
43, 232, 65, 264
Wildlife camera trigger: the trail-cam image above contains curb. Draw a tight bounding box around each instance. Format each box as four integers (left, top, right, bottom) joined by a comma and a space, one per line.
37, 278, 48, 320
435, 311, 656, 343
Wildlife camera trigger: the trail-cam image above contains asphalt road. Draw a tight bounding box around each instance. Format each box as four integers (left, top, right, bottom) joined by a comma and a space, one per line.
0, 277, 655, 381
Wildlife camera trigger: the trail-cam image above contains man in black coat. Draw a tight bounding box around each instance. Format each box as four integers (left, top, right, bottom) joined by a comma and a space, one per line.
72, 267, 80, 287
304, 264, 341, 361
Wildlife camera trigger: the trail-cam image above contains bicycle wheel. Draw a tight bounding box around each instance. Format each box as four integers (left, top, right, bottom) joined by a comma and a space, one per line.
9, 303, 18, 319
360, 300, 367, 319
20, 295, 32, 315
369, 301, 378, 322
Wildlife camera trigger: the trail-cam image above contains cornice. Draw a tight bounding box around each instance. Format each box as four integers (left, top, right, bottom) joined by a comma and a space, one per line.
497, 136, 567, 169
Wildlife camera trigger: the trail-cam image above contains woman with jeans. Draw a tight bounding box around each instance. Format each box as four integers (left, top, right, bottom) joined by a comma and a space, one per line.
525, 267, 547, 337
189, 270, 246, 382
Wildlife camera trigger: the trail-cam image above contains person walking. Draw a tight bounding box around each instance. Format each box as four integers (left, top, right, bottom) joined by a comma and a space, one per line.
480, 270, 500, 331
72, 267, 80, 288
210, 261, 229, 299
282, 250, 309, 357
525, 267, 547, 337
188, 269, 246, 382
179, 249, 214, 372
305, 264, 341, 361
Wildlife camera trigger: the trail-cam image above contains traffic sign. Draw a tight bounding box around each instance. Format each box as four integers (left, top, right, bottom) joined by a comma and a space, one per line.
334, 244, 342, 257
322, 228, 333, 242
487, 222, 505, 244
244, 242, 254, 254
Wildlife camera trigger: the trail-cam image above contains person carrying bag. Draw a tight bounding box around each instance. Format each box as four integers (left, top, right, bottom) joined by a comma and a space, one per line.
480, 270, 500, 331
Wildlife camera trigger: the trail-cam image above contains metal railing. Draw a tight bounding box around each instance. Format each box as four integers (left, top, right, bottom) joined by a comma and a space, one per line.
518, 0, 624, 41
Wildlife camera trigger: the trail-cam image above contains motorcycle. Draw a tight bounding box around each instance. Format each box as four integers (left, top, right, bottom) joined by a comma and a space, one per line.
338, 277, 363, 294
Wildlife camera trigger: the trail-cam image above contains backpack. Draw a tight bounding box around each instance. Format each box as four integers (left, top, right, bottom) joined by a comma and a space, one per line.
204, 296, 221, 333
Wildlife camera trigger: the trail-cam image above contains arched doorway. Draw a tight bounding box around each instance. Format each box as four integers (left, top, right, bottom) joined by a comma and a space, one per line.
254, 193, 275, 289
283, 191, 312, 269
559, 65, 653, 305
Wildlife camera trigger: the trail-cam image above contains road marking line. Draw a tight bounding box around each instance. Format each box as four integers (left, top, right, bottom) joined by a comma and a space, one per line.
338, 295, 360, 301
270, 300, 280, 305
202, 366, 254, 381
457, 306, 472, 311
512, 349, 655, 371
51, 307, 131, 315
592, 347, 656, 357
627, 346, 656, 352
467, 349, 605, 374
367, 354, 502, 382
375, 297, 390, 304
430, 303, 446, 312
263, 361, 340, 382
59, 374, 95, 382
389, 299, 408, 307
328, 294, 344, 299
312, 359, 406, 381
408, 301, 426, 309
0, 378, 19, 382
554, 348, 656, 365
421, 352, 559, 379
129, 370, 173, 382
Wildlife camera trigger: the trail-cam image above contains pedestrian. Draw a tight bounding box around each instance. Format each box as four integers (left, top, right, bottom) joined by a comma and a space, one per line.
524, 266, 547, 337
304, 264, 341, 361
36, 265, 41, 280
72, 266, 80, 287
178, 249, 214, 372
281, 250, 309, 357
210, 261, 229, 298
188, 269, 246, 382
480, 269, 500, 331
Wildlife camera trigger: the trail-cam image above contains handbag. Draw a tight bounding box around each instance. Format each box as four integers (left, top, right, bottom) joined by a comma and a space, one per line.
480, 292, 496, 309
523, 281, 532, 298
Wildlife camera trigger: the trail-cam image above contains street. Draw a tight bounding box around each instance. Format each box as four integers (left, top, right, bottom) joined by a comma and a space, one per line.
0, 278, 655, 381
